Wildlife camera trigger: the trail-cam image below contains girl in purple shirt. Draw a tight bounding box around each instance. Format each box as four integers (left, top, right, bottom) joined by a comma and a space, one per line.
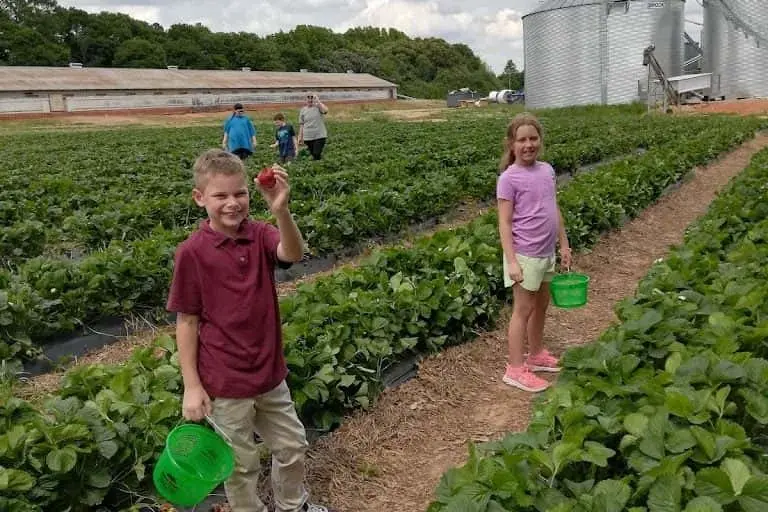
496, 113, 572, 392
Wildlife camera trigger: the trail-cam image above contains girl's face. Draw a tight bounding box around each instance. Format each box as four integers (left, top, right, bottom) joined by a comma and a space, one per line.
512, 124, 541, 166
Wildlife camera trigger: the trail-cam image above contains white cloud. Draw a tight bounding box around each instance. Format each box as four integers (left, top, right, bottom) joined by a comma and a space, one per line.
484, 8, 523, 40
57, 0, 706, 74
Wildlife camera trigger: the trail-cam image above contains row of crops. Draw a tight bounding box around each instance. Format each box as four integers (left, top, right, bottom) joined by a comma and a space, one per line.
2, 107, 766, 363
430, 147, 768, 512
1, 109, 765, 511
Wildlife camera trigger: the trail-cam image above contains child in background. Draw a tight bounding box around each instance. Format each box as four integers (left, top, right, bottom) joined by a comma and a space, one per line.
496, 113, 572, 393
166, 149, 330, 512
271, 113, 298, 165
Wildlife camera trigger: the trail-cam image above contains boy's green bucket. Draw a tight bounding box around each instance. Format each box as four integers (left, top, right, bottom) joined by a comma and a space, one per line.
153, 423, 235, 507
550, 272, 590, 309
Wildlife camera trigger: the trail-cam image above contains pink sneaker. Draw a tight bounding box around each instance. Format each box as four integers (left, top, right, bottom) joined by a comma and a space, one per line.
502, 365, 550, 392
527, 349, 561, 373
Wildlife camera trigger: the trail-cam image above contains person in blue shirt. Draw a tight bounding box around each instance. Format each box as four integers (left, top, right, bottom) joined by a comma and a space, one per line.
270, 113, 298, 165
221, 103, 257, 160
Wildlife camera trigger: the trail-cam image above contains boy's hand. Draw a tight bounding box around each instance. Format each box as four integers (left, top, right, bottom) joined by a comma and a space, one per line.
182, 385, 212, 421
560, 246, 572, 270
255, 164, 290, 213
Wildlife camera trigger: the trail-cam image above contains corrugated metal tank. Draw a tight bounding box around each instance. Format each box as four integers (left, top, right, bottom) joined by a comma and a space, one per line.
702, 0, 768, 99
523, 0, 685, 109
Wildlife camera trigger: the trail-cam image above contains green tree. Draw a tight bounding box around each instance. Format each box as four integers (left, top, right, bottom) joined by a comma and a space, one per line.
498, 59, 524, 90
113, 37, 166, 68
0, 0, 505, 99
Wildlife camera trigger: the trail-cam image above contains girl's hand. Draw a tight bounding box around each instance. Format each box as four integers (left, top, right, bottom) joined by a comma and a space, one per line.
508, 260, 524, 283
255, 165, 290, 213
560, 246, 572, 270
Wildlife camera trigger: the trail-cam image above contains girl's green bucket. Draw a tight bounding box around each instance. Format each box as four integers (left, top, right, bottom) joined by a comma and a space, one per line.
550, 272, 590, 309
153, 423, 235, 507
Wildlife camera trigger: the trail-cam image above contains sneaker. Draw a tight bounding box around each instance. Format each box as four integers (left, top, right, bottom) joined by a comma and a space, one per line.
526, 349, 561, 373
502, 365, 550, 392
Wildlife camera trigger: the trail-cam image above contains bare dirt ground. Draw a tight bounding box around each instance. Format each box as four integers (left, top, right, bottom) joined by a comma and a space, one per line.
0, 100, 446, 132
300, 134, 768, 512
681, 98, 768, 117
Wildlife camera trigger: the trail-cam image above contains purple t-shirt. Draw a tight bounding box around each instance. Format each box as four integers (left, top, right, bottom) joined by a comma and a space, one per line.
496, 161, 559, 258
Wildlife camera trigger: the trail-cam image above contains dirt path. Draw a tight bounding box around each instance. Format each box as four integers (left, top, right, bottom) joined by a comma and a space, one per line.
681, 98, 768, 117
303, 134, 768, 512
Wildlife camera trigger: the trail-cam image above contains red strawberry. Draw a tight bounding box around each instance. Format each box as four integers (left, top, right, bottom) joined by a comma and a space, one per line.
257, 167, 276, 189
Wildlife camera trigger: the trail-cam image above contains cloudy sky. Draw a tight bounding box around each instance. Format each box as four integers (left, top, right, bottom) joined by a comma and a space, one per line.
57, 0, 705, 73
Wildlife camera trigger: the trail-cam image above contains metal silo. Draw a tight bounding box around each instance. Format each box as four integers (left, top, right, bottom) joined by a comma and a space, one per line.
523, 0, 685, 109
702, 0, 768, 99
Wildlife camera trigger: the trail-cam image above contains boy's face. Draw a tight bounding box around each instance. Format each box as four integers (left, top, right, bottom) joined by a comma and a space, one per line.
193, 172, 250, 236
273, 119, 285, 127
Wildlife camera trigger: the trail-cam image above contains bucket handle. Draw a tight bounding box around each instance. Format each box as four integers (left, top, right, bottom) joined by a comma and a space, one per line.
204, 415, 234, 446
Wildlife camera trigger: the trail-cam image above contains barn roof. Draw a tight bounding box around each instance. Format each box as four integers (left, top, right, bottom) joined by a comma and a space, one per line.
0, 66, 397, 92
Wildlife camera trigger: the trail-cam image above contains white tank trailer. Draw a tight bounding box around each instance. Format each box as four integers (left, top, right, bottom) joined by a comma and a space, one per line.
702, 0, 768, 99
487, 90, 523, 103
522, 0, 685, 109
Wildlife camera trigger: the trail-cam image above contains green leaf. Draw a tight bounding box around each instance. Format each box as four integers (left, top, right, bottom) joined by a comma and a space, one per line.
624, 413, 649, 437
738, 476, 768, 512
87, 469, 112, 489
46, 447, 78, 473
592, 479, 632, 512
0, 468, 35, 491
722, 458, 751, 495
683, 497, 723, 512
666, 391, 695, 419
695, 468, 736, 504
98, 440, 119, 459
666, 428, 697, 453
665, 352, 683, 374
741, 389, 768, 424
581, 441, 615, 467
691, 426, 717, 462
648, 475, 682, 512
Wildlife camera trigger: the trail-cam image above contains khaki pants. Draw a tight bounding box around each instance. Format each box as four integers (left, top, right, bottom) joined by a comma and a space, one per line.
210, 380, 309, 512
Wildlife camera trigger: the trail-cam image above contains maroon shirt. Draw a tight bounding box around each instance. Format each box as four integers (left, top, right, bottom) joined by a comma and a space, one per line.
166, 219, 288, 398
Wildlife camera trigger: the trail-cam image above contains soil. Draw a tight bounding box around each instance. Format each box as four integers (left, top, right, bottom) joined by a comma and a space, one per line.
299, 134, 768, 512
682, 98, 768, 117
0, 100, 445, 131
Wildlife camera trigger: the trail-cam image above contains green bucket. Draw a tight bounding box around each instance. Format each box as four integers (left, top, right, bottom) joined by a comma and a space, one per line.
550, 272, 590, 309
153, 423, 235, 507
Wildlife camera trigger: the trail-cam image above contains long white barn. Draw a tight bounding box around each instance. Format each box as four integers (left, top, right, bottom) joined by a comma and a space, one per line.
0, 66, 398, 115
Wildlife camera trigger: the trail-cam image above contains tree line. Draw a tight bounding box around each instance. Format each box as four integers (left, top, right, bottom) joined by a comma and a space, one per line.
0, 0, 525, 99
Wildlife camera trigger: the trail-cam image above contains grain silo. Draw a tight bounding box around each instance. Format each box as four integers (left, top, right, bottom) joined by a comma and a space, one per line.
702, 0, 768, 99
523, 0, 685, 109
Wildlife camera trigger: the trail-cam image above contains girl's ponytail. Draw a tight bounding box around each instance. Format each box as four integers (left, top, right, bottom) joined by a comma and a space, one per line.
499, 142, 515, 171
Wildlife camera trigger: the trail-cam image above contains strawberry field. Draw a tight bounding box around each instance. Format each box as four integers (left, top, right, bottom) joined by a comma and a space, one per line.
1, 105, 767, 511
1, 106, 765, 364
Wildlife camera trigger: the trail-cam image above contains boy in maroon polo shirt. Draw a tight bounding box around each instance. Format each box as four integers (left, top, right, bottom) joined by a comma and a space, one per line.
166, 149, 330, 512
